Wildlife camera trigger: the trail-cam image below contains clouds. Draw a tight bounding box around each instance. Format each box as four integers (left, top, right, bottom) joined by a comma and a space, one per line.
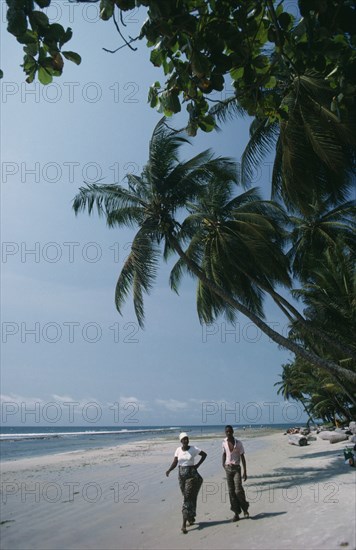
155, 398, 189, 411
0, 393, 144, 426
0, 393, 307, 426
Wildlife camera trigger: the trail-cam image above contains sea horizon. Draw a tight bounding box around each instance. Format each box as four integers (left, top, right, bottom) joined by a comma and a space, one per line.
0, 423, 309, 462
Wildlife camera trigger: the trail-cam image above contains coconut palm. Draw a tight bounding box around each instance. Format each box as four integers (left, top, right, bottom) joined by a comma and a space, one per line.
73, 118, 238, 324
307, 382, 354, 424
275, 361, 355, 424
292, 246, 356, 357
284, 197, 356, 360
212, 74, 356, 211
274, 363, 316, 426
170, 176, 355, 361
169, 180, 291, 322
287, 194, 356, 280
73, 118, 356, 384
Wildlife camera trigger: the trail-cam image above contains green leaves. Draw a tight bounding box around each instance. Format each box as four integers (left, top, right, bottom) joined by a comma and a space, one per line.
191, 51, 210, 78
29, 10, 49, 30
7, 7, 27, 36
148, 81, 161, 108
38, 65, 52, 85
4, 0, 80, 82
198, 114, 215, 132
100, 0, 115, 21
35, 0, 51, 7
62, 51, 81, 65
4, 0, 356, 155
159, 89, 181, 115
277, 12, 292, 31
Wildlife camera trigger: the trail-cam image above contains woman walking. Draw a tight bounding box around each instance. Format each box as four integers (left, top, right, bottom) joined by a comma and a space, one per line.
166, 432, 207, 533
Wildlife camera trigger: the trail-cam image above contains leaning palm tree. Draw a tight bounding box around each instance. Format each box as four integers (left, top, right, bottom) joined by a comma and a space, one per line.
293, 246, 356, 357
169, 175, 355, 361
73, 119, 238, 323
169, 180, 291, 323
212, 74, 356, 211
287, 194, 356, 280
73, 118, 356, 384
274, 363, 316, 426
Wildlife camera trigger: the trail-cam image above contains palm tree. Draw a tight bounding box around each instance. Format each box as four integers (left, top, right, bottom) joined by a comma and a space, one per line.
275, 362, 355, 424
287, 195, 355, 280
284, 197, 356, 361
211, 74, 356, 211
292, 246, 356, 358
169, 180, 291, 322
169, 176, 354, 363
307, 381, 354, 424
73, 118, 238, 323
274, 363, 316, 426
72, 118, 356, 384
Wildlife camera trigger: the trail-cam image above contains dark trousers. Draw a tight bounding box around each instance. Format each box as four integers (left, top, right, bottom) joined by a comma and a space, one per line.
225, 464, 249, 515
178, 466, 203, 520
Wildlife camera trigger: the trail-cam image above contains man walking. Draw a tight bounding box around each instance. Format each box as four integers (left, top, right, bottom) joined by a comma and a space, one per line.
222, 425, 249, 521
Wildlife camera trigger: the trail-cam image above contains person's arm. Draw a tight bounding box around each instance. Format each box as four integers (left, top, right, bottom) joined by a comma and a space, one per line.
241, 453, 247, 481
222, 450, 226, 468
195, 450, 207, 469
166, 457, 178, 477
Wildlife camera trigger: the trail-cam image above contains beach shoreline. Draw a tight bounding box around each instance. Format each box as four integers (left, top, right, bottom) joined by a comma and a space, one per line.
1, 432, 355, 550
0, 424, 287, 463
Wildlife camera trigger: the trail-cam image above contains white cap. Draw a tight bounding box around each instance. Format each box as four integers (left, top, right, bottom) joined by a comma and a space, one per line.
179, 432, 189, 441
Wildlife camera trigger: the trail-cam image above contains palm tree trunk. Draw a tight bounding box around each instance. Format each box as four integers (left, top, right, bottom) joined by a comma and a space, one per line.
300, 400, 316, 428
250, 278, 356, 361
170, 237, 356, 384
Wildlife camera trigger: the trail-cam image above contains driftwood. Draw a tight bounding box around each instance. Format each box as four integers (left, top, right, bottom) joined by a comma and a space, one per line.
288, 434, 308, 446
318, 431, 337, 440
329, 433, 348, 444
318, 431, 348, 443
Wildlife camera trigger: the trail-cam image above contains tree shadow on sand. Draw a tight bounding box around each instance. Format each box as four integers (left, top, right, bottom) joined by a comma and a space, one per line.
247, 451, 351, 492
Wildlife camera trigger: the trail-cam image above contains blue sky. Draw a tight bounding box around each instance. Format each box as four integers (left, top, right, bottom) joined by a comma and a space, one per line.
0, 4, 306, 426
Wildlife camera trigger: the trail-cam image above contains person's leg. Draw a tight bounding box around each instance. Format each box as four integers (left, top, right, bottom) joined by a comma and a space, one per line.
234, 467, 249, 517
225, 466, 241, 520
189, 472, 203, 523
179, 475, 188, 533
183, 474, 200, 525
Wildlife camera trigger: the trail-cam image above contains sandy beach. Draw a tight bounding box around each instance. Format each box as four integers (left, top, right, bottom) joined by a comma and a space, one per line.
1, 432, 355, 550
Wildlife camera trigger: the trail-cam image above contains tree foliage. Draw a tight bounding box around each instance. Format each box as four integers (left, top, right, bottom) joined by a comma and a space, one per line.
73, 118, 356, 385
5, 1, 355, 207
275, 360, 356, 424
5, 0, 81, 84
4, 2, 355, 106
5, 1, 356, 122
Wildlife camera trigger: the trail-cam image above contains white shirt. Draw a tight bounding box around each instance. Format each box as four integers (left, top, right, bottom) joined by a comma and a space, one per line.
175, 445, 201, 466
222, 438, 245, 465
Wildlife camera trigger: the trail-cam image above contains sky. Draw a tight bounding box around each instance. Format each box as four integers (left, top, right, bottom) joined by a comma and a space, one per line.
0, 2, 307, 427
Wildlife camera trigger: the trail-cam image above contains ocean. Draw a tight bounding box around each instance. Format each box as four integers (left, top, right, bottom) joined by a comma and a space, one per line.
0, 424, 305, 462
